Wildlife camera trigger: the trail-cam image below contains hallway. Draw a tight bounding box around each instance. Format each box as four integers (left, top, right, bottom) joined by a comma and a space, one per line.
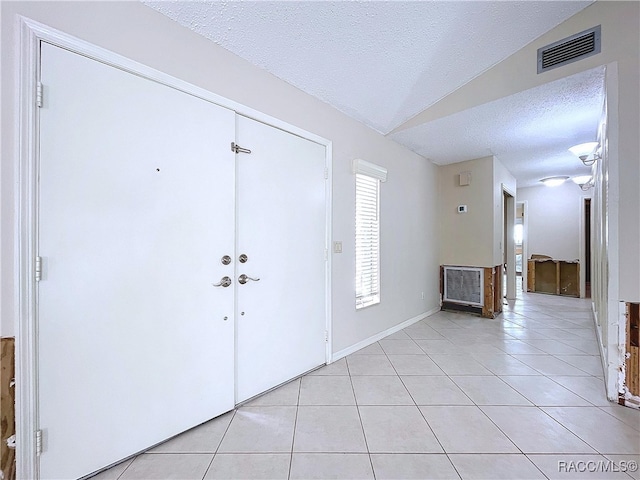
94, 292, 639, 480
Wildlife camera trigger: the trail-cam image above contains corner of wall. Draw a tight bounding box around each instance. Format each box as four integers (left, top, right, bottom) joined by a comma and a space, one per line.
438, 156, 495, 268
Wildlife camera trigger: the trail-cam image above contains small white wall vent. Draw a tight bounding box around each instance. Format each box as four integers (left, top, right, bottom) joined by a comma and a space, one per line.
537, 25, 601, 73
443, 266, 484, 307
459, 171, 471, 186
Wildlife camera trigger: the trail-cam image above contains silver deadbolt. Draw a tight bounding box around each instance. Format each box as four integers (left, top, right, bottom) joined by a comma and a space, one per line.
238, 274, 260, 285
239, 254, 248, 263
212, 276, 232, 288
221, 255, 232, 265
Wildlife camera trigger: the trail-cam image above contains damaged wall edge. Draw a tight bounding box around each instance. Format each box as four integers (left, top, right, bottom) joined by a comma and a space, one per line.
620, 302, 640, 409
1, 337, 16, 480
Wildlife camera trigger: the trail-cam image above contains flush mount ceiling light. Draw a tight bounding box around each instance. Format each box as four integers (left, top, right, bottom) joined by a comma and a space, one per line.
540, 176, 569, 187
571, 175, 594, 191
569, 141, 600, 166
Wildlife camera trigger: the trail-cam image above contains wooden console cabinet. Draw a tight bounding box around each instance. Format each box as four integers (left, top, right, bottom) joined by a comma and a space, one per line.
527, 259, 580, 297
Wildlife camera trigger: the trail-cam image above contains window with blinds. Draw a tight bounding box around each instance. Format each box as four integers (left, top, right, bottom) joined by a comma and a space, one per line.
355, 173, 380, 309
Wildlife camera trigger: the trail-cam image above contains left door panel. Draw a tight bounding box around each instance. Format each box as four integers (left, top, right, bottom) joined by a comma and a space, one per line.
38, 43, 236, 479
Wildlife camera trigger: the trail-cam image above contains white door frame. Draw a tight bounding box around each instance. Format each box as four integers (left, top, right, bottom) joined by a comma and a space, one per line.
578, 195, 592, 299
517, 201, 529, 293
15, 17, 333, 479
502, 185, 516, 300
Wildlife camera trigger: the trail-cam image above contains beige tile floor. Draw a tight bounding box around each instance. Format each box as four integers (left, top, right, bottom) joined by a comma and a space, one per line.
92, 288, 640, 480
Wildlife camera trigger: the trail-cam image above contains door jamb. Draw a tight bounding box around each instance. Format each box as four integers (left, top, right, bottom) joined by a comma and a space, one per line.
16, 16, 333, 479
578, 195, 591, 299
502, 185, 516, 300
517, 201, 528, 293
15, 17, 40, 480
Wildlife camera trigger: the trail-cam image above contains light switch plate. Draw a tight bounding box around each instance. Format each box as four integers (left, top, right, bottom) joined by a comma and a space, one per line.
333, 241, 343, 253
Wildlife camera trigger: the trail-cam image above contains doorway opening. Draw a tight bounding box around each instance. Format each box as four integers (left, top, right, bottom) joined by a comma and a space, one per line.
585, 198, 592, 298
503, 188, 516, 300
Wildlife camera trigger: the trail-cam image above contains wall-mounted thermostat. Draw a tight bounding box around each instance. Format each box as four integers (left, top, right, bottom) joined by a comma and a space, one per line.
457, 205, 468, 213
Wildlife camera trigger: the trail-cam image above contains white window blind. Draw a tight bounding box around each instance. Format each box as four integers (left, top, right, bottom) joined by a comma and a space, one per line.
355, 173, 380, 309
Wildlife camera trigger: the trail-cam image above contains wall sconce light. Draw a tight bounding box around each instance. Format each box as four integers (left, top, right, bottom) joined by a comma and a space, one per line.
569, 142, 600, 166
571, 175, 594, 191
540, 176, 569, 187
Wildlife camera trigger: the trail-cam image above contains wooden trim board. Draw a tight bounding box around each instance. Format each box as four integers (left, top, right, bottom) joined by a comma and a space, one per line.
626, 303, 639, 398
1, 338, 16, 480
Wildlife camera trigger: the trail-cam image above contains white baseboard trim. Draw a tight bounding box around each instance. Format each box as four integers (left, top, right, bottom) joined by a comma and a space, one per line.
592, 306, 609, 387
330, 306, 441, 363
592, 303, 618, 401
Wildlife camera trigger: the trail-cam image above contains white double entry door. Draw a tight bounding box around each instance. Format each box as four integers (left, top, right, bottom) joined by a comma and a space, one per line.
37, 43, 328, 479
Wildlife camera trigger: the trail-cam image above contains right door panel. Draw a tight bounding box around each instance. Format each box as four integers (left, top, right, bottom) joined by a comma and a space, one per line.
235, 116, 327, 403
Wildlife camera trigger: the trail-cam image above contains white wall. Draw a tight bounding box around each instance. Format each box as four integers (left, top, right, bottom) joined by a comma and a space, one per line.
591, 89, 619, 399
439, 156, 516, 269
0, 2, 441, 350
439, 156, 494, 268
402, 1, 640, 303
493, 157, 517, 266
516, 183, 585, 261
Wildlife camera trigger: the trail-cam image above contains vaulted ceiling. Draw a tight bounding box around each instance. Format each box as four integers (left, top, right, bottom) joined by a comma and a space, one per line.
143, 1, 603, 188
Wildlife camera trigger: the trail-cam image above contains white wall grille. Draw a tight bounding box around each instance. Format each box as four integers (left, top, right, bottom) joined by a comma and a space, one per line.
443, 266, 484, 307
537, 25, 601, 73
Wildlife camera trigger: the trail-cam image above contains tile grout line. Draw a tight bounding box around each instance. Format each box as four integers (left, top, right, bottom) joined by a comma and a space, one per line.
595, 406, 640, 432
102, 291, 628, 479
440, 363, 525, 457
114, 457, 135, 480
383, 333, 457, 463
442, 453, 464, 480
539, 407, 605, 454
200, 409, 237, 479
347, 347, 378, 479
287, 378, 303, 480
380, 339, 422, 405
543, 374, 606, 406
415, 314, 537, 466
522, 452, 555, 480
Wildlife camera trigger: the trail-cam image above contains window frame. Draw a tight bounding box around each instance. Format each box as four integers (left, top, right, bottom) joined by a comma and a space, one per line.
355, 172, 382, 309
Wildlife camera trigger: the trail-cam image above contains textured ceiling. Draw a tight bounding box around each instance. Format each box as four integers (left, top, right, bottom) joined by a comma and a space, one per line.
143, 1, 602, 188
144, 1, 592, 135
391, 66, 605, 187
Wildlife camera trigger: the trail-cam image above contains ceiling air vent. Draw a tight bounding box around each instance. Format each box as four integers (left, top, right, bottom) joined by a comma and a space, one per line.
537, 25, 601, 74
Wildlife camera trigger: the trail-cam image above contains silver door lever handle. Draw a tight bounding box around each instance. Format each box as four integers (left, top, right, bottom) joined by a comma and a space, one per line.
238, 274, 260, 285
213, 276, 232, 287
